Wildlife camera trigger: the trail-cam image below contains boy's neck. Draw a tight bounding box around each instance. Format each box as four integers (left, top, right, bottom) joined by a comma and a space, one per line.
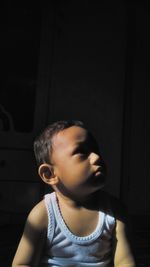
55, 189, 104, 210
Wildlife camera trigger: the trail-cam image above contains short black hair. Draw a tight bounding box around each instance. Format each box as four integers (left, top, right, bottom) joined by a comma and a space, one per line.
33, 120, 86, 167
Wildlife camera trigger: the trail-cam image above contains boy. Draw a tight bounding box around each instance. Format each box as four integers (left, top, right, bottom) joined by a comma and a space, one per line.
12, 120, 136, 267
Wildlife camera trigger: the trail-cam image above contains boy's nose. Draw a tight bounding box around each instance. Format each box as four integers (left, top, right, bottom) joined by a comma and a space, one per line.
89, 152, 101, 165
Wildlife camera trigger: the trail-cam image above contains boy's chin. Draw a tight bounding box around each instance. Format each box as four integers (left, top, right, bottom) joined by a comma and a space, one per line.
91, 173, 106, 188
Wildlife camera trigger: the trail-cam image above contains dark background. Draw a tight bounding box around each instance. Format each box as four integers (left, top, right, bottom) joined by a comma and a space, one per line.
0, 1, 150, 266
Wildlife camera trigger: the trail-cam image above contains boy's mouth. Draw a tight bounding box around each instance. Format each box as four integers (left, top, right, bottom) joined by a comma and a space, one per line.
92, 166, 106, 184
94, 170, 101, 176
94, 166, 102, 175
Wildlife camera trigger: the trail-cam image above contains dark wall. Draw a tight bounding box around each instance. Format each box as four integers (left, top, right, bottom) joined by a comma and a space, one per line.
47, 1, 126, 199
46, 1, 150, 214
122, 4, 150, 214
1, 1, 150, 266
1, 0, 150, 216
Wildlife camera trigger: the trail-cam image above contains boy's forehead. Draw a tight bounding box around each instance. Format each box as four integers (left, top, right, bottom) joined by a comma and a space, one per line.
52, 126, 88, 148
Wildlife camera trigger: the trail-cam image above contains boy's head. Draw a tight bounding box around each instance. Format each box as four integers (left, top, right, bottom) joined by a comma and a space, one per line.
34, 120, 85, 167
34, 120, 106, 199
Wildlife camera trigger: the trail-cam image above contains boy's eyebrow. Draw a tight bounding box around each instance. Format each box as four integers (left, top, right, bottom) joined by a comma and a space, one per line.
71, 140, 89, 153
71, 138, 100, 155
74, 139, 89, 146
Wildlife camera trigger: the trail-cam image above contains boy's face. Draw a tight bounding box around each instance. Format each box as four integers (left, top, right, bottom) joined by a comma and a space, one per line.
51, 126, 106, 199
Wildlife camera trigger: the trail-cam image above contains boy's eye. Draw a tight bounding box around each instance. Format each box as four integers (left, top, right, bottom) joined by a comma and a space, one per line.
75, 148, 89, 157
78, 151, 87, 156
78, 149, 86, 154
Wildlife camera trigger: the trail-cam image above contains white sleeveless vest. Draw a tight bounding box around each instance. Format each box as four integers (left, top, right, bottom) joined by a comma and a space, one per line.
40, 192, 115, 267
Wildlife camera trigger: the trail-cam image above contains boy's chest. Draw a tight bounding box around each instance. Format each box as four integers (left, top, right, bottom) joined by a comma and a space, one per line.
59, 205, 100, 237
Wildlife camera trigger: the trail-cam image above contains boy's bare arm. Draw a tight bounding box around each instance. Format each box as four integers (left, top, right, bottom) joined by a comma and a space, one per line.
12, 200, 47, 267
114, 219, 136, 267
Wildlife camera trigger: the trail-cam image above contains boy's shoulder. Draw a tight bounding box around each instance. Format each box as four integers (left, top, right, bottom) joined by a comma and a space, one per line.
26, 199, 48, 232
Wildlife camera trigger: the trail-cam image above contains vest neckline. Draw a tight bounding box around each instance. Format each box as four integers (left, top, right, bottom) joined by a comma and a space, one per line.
51, 192, 105, 244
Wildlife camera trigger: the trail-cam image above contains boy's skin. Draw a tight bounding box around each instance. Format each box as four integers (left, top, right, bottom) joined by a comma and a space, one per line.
12, 126, 136, 267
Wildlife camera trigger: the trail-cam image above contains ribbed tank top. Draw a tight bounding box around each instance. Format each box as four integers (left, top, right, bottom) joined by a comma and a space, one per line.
40, 192, 115, 267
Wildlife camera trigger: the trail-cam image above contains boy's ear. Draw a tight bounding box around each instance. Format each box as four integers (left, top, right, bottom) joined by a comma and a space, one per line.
38, 163, 59, 185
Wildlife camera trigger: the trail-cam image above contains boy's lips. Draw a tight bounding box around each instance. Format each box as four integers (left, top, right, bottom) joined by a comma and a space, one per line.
94, 166, 102, 175
94, 170, 102, 176
91, 167, 106, 186
93, 165, 106, 179
88, 165, 106, 183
